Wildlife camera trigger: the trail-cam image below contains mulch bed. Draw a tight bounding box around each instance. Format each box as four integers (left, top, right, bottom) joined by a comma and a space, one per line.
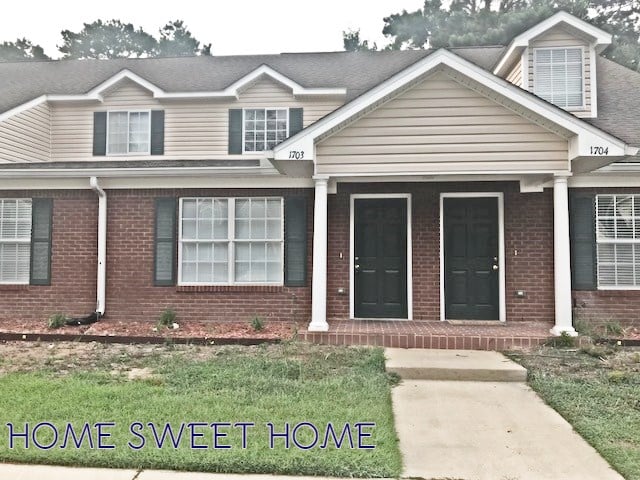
0, 319, 298, 345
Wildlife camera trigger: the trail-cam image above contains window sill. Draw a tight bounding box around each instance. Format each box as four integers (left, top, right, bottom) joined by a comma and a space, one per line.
176, 285, 284, 293
0, 284, 29, 291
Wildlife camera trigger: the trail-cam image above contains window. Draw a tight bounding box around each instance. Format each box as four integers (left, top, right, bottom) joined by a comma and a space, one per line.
0, 199, 32, 284
179, 197, 283, 284
596, 194, 640, 288
534, 47, 583, 108
107, 111, 150, 155
243, 108, 288, 152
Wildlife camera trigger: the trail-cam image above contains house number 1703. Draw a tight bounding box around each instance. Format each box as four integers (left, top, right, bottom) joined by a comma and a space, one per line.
590, 146, 609, 155
288, 151, 305, 159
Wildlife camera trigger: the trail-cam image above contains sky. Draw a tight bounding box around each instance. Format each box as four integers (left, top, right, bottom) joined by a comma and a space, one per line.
0, 0, 425, 58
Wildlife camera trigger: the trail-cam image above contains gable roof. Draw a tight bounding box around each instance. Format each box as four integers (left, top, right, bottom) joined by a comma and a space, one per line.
272, 49, 635, 166
0, 48, 506, 115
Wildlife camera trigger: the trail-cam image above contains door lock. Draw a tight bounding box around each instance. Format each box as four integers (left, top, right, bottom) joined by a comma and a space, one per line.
354, 264, 361, 272
492, 264, 499, 271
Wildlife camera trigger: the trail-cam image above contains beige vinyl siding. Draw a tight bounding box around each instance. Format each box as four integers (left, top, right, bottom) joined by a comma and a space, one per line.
51, 78, 343, 162
529, 26, 591, 117
315, 72, 568, 176
506, 61, 523, 87
0, 102, 51, 163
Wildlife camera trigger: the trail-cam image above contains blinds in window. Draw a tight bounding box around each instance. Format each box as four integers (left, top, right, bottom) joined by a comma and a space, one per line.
534, 48, 583, 108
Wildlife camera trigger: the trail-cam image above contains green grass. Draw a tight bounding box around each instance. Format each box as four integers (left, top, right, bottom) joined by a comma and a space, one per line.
510, 348, 640, 480
0, 343, 401, 477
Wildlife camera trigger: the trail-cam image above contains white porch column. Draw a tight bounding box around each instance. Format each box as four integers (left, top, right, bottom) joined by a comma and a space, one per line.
309, 176, 329, 332
551, 175, 577, 336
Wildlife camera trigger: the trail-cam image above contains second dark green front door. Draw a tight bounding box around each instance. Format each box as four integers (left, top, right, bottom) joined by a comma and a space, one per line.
443, 197, 500, 320
354, 198, 408, 319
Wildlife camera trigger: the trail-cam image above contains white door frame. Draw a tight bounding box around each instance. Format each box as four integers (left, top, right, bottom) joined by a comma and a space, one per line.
349, 193, 413, 320
439, 192, 506, 322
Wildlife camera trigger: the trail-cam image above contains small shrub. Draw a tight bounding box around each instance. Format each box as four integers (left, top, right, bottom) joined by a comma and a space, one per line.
250, 316, 265, 332
47, 313, 67, 329
607, 370, 632, 384
547, 331, 576, 348
604, 321, 624, 337
157, 308, 177, 328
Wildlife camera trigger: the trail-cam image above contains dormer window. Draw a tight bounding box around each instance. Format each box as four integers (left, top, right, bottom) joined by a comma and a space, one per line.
243, 108, 288, 152
533, 47, 583, 109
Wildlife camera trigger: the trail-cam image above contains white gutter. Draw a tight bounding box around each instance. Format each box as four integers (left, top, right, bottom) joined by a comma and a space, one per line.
89, 177, 107, 316
0, 166, 278, 178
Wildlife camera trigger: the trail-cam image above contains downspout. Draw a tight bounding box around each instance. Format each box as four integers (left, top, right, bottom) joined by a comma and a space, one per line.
90, 177, 107, 316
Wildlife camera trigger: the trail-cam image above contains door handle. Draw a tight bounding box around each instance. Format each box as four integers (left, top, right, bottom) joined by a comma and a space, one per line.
492, 264, 499, 271
354, 264, 361, 272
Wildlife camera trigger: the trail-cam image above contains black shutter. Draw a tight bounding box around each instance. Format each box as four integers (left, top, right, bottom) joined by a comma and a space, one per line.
150, 110, 165, 155
284, 196, 308, 286
569, 193, 597, 290
30, 198, 53, 286
93, 112, 107, 156
289, 108, 304, 137
228, 109, 243, 154
154, 198, 177, 286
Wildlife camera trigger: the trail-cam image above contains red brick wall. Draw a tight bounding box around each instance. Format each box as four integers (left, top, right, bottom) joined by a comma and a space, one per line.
571, 187, 640, 327
0, 190, 98, 323
0, 188, 312, 326
327, 182, 555, 323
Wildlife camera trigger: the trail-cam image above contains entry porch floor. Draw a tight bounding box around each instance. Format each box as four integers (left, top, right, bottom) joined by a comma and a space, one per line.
298, 320, 554, 351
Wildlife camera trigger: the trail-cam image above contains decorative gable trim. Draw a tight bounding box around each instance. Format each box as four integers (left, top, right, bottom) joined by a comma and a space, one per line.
273, 49, 636, 166
0, 66, 345, 125
494, 11, 611, 77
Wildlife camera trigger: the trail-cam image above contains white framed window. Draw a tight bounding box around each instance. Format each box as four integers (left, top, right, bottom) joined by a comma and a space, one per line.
596, 194, 640, 288
0, 199, 32, 284
179, 197, 284, 285
533, 47, 584, 109
107, 111, 150, 155
243, 108, 288, 152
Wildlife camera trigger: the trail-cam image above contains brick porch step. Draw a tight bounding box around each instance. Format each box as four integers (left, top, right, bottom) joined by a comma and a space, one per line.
385, 348, 527, 382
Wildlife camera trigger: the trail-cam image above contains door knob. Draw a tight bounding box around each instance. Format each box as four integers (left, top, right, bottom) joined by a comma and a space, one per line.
492, 264, 499, 271
354, 264, 360, 272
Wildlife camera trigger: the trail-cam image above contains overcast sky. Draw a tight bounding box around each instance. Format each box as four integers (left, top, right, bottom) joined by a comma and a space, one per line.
0, 0, 425, 58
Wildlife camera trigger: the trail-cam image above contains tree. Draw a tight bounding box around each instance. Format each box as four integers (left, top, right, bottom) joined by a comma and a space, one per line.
345, 0, 640, 71
156, 20, 211, 57
0, 38, 50, 62
59, 20, 157, 59
343, 29, 377, 51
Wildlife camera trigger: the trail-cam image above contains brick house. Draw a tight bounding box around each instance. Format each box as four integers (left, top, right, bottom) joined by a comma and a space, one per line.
1, 12, 639, 338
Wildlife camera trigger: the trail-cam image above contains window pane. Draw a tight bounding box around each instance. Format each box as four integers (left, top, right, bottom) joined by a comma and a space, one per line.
535, 48, 583, 109
0, 200, 32, 283
244, 109, 288, 151
108, 112, 128, 154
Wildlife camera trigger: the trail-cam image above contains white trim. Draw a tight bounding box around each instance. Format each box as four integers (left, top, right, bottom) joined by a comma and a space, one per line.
105, 110, 151, 156
521, 48, 529, 90
349, 193, 413, 321
590, 44, 598, 117
532, 46, 587, 111
177, 197, 285, 287
494, 11, 612, 76
439, 192, 506, 322
273, 48, 630, 162
0, 66, 346, 124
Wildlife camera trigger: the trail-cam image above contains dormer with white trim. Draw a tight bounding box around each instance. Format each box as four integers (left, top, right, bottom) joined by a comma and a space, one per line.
494, 11, 612, 118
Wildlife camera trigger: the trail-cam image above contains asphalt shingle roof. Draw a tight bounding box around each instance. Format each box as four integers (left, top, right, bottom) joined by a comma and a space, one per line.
0, 46, 638, 152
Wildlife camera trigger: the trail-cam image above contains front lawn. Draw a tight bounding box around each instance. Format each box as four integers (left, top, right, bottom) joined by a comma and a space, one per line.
0, 341, 401, 477
509, 346, 640, 480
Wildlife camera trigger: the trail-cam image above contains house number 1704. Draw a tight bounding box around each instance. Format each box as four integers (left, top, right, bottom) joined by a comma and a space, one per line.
288, 151, 305, 159
590, 146, 609, 155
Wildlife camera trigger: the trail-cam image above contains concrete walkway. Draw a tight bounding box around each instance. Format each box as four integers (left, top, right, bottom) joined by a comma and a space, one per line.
388, 348, 623, 480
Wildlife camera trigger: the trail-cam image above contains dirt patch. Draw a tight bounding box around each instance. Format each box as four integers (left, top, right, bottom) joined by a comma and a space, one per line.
0, 319, 298, 340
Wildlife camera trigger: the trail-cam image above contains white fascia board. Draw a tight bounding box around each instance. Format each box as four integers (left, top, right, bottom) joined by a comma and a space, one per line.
494, 11, 612, 76
1, 66, 346, 123
274, 48, 628, 161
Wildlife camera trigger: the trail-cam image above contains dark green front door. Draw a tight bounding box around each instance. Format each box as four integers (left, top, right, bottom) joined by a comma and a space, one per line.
354, 198, 408, 318
444, 197, 499, 320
